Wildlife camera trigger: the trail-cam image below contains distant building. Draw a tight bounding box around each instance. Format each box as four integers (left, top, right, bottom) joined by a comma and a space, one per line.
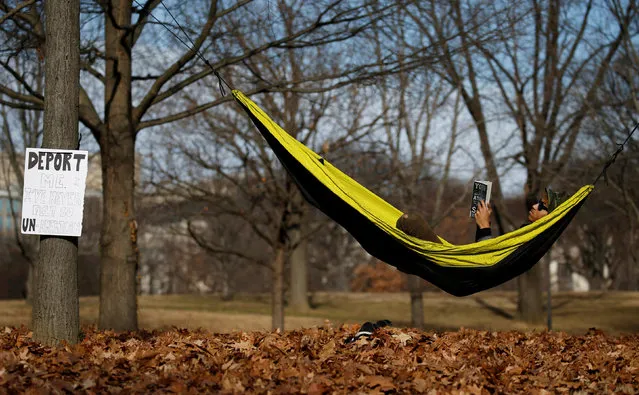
0, 153, 24, 237
0, 188, 21, 236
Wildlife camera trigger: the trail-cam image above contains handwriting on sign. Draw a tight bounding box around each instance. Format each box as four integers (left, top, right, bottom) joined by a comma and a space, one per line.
21, 148, 89, 237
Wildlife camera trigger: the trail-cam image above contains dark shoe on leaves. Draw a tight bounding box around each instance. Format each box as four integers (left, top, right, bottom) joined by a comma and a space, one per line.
344, 319, 393, 344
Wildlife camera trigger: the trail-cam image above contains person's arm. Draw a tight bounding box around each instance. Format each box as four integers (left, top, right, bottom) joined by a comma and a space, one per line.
475, 200, 493, 242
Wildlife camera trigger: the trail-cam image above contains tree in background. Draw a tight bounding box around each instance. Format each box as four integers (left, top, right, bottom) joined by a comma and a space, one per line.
405, 0, 638, 323
153, 79, 385, 330
0, 0, 403, 331
560, 44, 639, 291
471, 0, 637, 322
0, 58, 42, 302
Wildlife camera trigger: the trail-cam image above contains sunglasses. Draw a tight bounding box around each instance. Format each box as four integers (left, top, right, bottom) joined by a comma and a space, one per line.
536, 199, 549, 212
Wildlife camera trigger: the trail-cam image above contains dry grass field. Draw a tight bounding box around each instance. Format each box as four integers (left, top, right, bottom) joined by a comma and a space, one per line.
1, 291, 637, 334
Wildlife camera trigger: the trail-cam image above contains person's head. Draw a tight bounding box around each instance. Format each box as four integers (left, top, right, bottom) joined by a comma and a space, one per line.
528, 187, 568, 222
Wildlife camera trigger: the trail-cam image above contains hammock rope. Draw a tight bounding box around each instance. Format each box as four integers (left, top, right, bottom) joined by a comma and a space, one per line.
132, 0, 232, 96
593, 121, 639, 185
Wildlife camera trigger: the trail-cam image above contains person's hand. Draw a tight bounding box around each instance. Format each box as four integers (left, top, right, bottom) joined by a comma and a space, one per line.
528, 202, 548, 222
475, 200, 492, 229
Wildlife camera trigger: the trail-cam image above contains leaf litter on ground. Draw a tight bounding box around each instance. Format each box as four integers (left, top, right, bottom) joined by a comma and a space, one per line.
0, 324, 637, 394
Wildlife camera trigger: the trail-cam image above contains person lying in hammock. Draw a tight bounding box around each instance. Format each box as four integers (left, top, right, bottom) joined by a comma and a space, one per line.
396, 187, 568, 243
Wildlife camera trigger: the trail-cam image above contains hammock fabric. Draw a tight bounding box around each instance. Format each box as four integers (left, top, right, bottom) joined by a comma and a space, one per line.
232, 90, 593, 297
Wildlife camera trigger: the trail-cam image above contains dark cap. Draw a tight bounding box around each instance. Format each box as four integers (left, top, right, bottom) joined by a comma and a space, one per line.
544, 187, 569, 212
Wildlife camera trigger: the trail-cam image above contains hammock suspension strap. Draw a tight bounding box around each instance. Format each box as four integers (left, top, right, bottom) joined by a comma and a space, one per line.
593, 121, 638, 185
132, 0, 231, 96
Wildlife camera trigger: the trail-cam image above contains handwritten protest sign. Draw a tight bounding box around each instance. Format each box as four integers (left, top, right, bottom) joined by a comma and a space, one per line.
21, 148, 89, 237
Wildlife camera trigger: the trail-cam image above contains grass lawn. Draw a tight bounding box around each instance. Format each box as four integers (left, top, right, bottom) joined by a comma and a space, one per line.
0, 291, 637, 334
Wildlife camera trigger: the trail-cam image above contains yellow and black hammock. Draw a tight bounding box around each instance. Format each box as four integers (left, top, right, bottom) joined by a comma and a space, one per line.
232, 90, 594, 296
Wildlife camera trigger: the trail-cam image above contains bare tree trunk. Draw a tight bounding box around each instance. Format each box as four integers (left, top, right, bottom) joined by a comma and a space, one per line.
272, 246, 285, 331
32, 0, 80, 346
335, 250, 350, 291
289, 215, 310, 312
23, 235, 40, 304
518, 267, 544, 323
221, 269, 233, 301
145, 262, 152, 295
170, 262, 177, 294
98, 0, 138, 331
545, 253, 552, 330
589, 274, 606, 291
25, 262, 34, 303
517, 213, 544, 323
518, 264, 544, 324
1, 82, 42, 305
628, 227, 637, 291
407, 275, 424, 329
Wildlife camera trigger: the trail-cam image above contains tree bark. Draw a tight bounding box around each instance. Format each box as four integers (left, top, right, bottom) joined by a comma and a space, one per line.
25, 262, 34, 304
98, 0, 138, 331
272, 245, 285, 331
221, 270, 233, 301
517, 264, 544, 324
407, 274, 424, 329
517, 265, 544, 323
335, 248, 350, 291
589, 273, 605, 291
288, 205, 310, 312
32, 0, 80, 346
545, 252, 552, 331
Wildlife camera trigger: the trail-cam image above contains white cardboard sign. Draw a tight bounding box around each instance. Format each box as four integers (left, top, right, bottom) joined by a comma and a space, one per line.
21, 148, 89, 237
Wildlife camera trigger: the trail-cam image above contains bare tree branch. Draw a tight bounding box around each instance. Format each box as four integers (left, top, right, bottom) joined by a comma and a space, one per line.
0, 0, 37, 26
0, 84, 43, 106
133, 0, 220, 126
186, 219, 272, 270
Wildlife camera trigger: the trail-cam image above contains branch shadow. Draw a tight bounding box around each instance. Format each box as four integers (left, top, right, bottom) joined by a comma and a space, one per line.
473, 297, 515, 320
546, 300, 573, 311
474, 296, 578, 320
